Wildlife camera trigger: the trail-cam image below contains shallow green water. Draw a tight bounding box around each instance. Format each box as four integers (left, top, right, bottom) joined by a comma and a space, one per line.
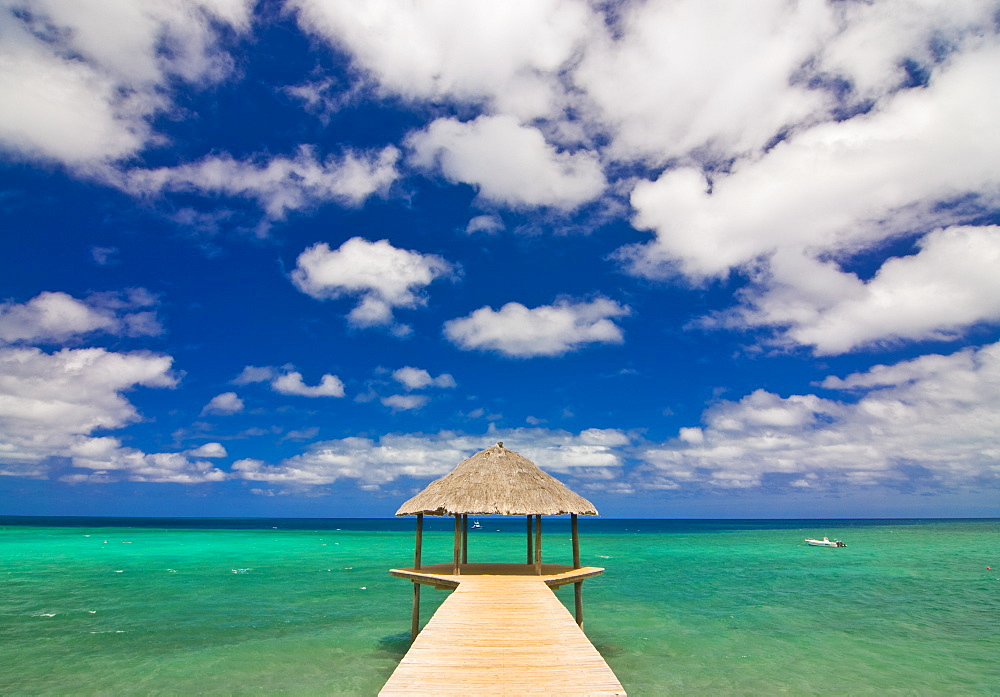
1, 518, 997, 695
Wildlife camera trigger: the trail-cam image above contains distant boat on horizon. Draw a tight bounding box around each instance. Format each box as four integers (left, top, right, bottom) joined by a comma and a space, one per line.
805, 536, 847, 547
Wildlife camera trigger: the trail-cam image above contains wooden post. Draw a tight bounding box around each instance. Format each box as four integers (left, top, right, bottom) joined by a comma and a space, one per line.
526, 515, 533, 564
452, 514, 462, 574
414, 513, 423, 570
571, 513, 580, 569
534, 514, 543, 575
461, 514, 468, 564
411, 582, 421, 640
574, 582, 584, 628
410, 513, 424, 641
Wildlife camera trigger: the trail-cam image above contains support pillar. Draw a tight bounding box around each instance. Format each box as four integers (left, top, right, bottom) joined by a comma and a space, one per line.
452, 514, 462, 574
571, 514, 584, 625
414, 513, 423, 570
526, 515, 533, 564
534, 514, 543, 575
571, 513, 580, 569
574, 582, 584, 628
411, 582, 421, 640
411, 513, 423, 641
461, 513, 468, 564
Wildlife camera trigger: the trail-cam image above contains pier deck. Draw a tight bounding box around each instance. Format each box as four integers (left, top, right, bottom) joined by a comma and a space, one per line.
379, 572, 626, 696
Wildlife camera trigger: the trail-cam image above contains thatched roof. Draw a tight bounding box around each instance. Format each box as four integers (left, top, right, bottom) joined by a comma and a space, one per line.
395, 442, 598, 516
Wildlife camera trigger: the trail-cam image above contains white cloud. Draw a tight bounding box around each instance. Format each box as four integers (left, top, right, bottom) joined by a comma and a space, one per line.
624, 41, 1000, 282
201, 392, 243, 415
65, 448, 228, 484
575, 0, 836, 164
186, 442, 227, 458
291, 0, 596, 121
444, 297, 630, 357
739, 226, 1000, 355
640, 342, 1000, 491
0, 290, 160, 344
466, 214, 505, 235
0, 0, 252, 166
122, 146, 400, 220
392, 366, 456, 391
231, 428, 630, 489
408, 115, 606, 210
381, 394, 429, 411
234, 364, 346, 398
0, 345, 183, 477
233, 365, 279, 385
229, 343, 1000, 495
271, 372, 345, 398
281, 77, 363, 124
291, 237, 454, 331
819, 352, 963, 391
818, 0, 999, 103
90, 246, 119, 266
618, 39, 1000, 353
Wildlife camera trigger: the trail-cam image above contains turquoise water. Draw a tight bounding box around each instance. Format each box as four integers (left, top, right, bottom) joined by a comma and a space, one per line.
1, 518, 997, 696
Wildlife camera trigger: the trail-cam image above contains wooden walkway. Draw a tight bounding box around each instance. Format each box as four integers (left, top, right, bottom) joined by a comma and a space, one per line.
379, 575, 626, 696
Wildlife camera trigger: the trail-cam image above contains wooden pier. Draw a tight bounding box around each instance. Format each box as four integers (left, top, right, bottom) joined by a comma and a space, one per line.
383, 444, 625, 695
379, 568, 626, 696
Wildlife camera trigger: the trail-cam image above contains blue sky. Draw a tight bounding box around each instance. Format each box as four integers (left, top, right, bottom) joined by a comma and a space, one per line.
1, 0, 999, 519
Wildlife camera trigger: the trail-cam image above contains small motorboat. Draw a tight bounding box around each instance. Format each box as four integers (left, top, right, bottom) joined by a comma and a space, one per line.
471, 519, 482, 530
805, 536, 847, 547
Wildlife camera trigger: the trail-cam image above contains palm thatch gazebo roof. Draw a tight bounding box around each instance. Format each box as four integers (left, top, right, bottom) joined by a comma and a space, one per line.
396, 442, 597, 517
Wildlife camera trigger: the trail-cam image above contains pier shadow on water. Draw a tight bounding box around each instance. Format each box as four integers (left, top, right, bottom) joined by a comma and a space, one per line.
377, 632, 413, 659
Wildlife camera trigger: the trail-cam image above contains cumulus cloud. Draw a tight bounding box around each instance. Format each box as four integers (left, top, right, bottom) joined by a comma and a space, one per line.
220, 337, 1000, 495
201, 392, 243, 415
291, 0, 595, 120
818, 0, 999, 103
233, 365, 280, 385
187, 442, 227, 458
122, 146, 401, 220
231, 428, 629, 489
0, 290, 161, 344
728, 226, 1000, 354
0, 0, 252, 166
381, 394, 429, 411
65, 447, 228, 484
639, 342, 1000, 491
234, 365, 346, 398
408, 115, 606, 210
575, 0, 835, 164
444, 297, 630, 357
465, 214, 505, 235
392, 366, 456, 391
618, 39, 1000, 353
291, 237, 454, 332
624, 42, 1000, 282
272, 371, 345, 398
0, 346, 219, 482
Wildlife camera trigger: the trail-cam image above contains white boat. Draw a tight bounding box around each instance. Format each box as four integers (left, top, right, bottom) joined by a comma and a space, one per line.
471, 519, 482, 530
805, 536, 846, 547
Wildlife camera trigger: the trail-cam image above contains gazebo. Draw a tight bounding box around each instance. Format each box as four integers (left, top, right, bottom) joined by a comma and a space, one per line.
391, 442, 605, 639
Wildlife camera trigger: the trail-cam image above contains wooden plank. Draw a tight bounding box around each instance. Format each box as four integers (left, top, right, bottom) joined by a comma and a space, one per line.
379, 575, 626, 696
388, 564, 607, 590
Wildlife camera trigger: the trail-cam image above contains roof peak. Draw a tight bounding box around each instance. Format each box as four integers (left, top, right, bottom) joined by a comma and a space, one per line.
395, 443, 598, 517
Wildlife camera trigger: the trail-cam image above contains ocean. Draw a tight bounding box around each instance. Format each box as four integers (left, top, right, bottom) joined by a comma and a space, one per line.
1, 517, 997, 696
